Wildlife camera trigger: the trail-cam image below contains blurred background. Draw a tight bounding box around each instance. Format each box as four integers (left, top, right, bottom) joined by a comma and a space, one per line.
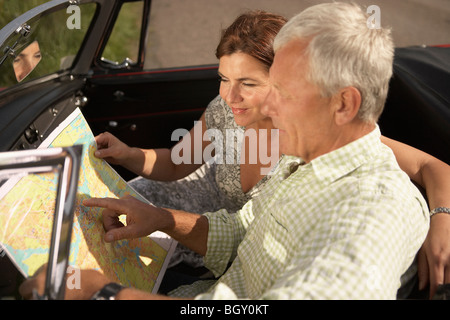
1, 0, 449, 70
145, 0, 450, 69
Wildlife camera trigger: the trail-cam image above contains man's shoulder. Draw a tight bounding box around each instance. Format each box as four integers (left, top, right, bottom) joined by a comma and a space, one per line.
355, 145, 414, 192
285, 144, 427, 217
335, 147, 428, 227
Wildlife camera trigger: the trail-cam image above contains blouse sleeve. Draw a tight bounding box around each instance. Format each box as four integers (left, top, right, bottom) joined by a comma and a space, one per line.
204, 95, 226, 131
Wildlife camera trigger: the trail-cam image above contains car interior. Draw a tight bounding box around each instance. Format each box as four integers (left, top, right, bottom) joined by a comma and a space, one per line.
0, 0, 448, 300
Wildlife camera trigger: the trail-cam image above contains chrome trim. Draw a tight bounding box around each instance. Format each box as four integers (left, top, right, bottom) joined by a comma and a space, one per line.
0, 145, 82, 300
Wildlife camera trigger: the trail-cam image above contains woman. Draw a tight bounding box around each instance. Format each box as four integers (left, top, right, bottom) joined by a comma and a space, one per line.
95, 12, 287, 216
94, 11, 450, 297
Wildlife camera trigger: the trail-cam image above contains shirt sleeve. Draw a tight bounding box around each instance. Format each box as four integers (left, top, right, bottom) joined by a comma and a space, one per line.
203, 199, 256, 277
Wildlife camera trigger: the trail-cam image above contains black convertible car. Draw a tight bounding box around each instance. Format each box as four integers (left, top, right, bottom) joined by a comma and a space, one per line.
0, 0, 449, 299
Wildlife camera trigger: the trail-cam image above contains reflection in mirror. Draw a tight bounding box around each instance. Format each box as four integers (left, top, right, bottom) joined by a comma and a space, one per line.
13, 41, 42, 82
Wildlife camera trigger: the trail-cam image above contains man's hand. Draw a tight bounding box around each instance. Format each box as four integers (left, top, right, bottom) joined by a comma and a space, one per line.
84, 195, 208, 256
19, 264, 110, 300
83, 195, 169, 242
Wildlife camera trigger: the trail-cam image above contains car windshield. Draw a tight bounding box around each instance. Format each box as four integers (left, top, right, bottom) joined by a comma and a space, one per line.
0, 2, 96, 90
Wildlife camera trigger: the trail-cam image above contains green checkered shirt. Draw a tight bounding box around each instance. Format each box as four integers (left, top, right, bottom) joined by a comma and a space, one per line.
171, 126, 429, 299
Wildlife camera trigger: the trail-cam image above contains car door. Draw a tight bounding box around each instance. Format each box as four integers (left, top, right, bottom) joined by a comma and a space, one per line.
0, 0, 220, 181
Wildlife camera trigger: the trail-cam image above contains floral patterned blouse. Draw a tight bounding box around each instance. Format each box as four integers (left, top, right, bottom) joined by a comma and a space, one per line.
204, 95, 274, 211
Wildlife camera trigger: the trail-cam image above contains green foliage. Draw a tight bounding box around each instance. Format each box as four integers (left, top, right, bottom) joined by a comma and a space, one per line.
102, 1, 143, 63
0, 0, 51, 30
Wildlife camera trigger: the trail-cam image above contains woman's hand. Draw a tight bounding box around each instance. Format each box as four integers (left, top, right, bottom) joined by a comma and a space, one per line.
417, 213, 450, 298
94, 132, 131, 166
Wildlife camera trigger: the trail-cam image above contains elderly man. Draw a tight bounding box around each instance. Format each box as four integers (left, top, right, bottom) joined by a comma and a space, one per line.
20, 2, 429, 300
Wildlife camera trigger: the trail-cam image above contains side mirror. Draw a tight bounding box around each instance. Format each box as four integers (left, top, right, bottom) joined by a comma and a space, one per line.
13, 41, 41, 82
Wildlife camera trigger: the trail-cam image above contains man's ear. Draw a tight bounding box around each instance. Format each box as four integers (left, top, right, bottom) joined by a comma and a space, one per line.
333, 86, 362, 126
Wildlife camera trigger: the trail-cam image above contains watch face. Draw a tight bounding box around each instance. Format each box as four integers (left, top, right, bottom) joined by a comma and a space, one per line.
92, 283, 124, 300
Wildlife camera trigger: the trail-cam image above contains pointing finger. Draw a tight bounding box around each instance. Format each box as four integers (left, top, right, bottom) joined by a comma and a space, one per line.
82, 197, 128, 214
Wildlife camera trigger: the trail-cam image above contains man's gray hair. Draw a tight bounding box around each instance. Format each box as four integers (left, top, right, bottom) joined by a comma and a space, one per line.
274, 2, 394, 123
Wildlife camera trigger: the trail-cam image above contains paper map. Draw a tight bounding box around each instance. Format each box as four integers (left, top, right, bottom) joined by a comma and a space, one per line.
0, 108, 176, 293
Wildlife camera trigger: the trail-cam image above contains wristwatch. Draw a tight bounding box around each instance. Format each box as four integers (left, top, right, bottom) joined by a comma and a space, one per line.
90, 283, 125, 300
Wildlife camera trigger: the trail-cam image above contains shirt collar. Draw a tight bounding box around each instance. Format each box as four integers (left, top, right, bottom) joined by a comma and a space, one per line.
280, 126, 383, 182
309, 125, 383, 182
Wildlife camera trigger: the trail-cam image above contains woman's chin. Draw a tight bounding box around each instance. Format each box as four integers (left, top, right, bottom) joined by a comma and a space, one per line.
233, 115, 250, 127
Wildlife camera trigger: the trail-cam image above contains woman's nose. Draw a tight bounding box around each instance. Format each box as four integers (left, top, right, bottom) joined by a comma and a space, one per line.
223, 84, 243, 105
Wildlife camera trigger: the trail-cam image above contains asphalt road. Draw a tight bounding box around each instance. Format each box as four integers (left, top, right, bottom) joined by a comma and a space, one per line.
144, 0, 450, 69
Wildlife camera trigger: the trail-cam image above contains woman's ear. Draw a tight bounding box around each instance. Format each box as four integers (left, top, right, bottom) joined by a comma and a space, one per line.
333, 86, 362, 126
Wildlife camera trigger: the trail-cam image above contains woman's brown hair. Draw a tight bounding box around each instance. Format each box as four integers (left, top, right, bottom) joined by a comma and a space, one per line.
216, 11, 287, 70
